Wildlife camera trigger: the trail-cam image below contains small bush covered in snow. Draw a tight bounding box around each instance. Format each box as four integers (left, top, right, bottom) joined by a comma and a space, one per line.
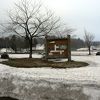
1, 52, 9, 59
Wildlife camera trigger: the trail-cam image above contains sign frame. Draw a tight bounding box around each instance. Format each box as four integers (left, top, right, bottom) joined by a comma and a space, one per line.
45, 35, 71, 61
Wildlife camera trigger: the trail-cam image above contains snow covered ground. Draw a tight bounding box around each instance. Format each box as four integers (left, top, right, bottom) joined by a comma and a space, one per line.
0, 52, 100, 100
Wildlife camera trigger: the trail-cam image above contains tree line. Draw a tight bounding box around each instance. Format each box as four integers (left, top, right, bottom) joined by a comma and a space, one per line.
0, 35, 44, 52
0, 34, 94, 52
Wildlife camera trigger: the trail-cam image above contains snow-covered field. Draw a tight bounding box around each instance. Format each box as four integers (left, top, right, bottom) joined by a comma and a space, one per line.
0, 52, 100, 100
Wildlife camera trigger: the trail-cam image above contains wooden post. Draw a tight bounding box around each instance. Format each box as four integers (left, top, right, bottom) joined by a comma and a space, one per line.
67, 35, 71, 62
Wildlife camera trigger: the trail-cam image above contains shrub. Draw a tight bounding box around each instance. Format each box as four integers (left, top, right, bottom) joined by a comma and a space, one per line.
1, 52, 9, 59
96, 52, 100, 55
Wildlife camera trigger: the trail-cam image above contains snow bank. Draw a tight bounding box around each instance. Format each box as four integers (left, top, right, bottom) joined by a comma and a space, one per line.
9, 53, 43, 58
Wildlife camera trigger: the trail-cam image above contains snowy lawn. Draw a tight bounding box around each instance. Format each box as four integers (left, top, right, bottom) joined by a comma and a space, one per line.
0, 53, 100, 100
0, 53, 100, 84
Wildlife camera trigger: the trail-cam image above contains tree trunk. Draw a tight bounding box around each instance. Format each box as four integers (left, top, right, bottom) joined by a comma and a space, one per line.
45, 36, 48, 60
88, 46, 91, 55
29, 38, 32, 58
67, 35, 71, 62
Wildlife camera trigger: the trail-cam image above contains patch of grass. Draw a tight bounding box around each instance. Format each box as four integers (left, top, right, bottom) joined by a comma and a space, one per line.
1, 58, 88, 68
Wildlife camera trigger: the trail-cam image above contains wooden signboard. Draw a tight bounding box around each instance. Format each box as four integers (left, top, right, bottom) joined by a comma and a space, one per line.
45, 35, 71, 61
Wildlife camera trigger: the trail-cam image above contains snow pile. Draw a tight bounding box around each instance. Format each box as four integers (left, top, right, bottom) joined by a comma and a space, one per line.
0, 48, 14, 53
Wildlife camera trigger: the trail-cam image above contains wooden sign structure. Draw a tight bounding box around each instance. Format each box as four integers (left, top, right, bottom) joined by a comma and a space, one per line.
45, 35, 71, 61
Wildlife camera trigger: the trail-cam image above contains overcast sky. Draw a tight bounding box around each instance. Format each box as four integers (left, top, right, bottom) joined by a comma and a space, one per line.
0, 0, 100, 40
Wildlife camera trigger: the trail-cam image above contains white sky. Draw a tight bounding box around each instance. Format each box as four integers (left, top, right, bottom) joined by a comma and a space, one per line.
0, 0, 100, 40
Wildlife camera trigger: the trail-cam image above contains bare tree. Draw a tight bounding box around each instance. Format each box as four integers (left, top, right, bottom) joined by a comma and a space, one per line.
2, 0, 60, 58
84, 29, 94, 55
